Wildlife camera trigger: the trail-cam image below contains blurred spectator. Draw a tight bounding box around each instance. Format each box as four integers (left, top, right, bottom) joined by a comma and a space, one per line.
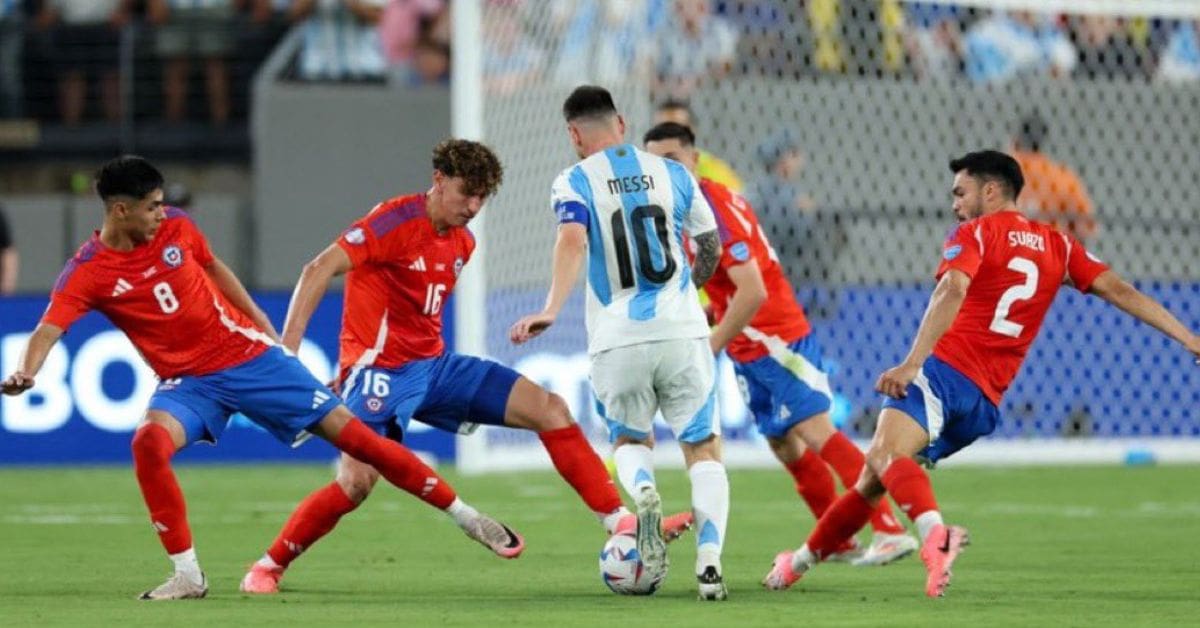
0, 1, 24, 118
717, 0, 809, 79
483, 9, 542, 94
1010, 112, 1096, 242
1071, 14, 1146, 79
654, 0, 738, 99
550, 0, 661, 86
0, 204, 16, 294
653, 100, 743, 192
378, 0, 444, 84
805, 0, 904, 77
148, 0, 238, 126
409, 36, 449, 86
745, 129, 820, 287
244, 1, 293, 67
903, 2, 964, 81
1156, 20, 1200, 83
36, 0, 130, 126
295, 0, 388, 82
964, 11, 1076, 84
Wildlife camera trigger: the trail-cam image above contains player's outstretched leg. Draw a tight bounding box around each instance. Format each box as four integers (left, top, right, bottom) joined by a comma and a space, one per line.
131, 416, 208, 600
507, 378, 693, 540
814, 428, 916, 566
314, 409, 525, 555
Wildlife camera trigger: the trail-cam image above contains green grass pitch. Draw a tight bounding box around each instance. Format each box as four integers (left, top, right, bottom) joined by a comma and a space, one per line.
2, 464, 1197, 626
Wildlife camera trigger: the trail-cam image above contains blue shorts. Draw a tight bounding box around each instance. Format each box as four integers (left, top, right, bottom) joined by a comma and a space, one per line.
733, 334, 833, 439
882, 355, 1000, 463
341, 353, 520, 440
148, 346, 341, 447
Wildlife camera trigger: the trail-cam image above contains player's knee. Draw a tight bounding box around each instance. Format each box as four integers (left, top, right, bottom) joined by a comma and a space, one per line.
862, 448, 892, 483
131, 424, 174, 464
336, 466, 380, 504
525, 391, 572, 431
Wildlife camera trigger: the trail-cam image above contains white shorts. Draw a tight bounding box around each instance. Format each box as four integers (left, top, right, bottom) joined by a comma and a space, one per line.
589, 338, 719, 444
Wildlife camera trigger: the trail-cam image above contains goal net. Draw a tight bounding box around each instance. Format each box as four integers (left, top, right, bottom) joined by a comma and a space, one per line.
453, 0, 1200, 473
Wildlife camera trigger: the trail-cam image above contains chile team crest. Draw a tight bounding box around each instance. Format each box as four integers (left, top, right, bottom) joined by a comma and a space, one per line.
162, 244, 184, 268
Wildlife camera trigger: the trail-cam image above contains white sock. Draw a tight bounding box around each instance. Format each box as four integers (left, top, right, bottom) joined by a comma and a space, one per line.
445, 498, 479, 528
613, 444, 656, 500
915, 510, 945, 542
255, 554, 281, 570
169, 548, 203, 585
791, 545, 817, 574
688, 460, 729, 575
601, 507, 633, 534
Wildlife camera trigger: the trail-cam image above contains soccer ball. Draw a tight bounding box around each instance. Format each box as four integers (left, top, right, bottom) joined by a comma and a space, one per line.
598, 532, 664, 595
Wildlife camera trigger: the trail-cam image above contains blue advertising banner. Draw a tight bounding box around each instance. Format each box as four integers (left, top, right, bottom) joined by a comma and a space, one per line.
0, 293, 457, 465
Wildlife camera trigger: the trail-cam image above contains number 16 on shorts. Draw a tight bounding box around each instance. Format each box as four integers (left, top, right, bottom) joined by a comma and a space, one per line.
361, 371, 391, 397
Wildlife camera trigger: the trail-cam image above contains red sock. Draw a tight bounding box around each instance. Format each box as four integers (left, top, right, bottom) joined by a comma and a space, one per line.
539, 424, 623, 516
819, 432, 906, 534
333, 418, 456, 510
784, 449, 837, 518
131, 423, 191, 554
880, 457, 939, 522
266, 482, 358, 568
805, 489, 875, 561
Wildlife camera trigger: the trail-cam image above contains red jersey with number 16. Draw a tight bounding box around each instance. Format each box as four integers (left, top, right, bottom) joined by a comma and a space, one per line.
335, 193, 474, 381
41, 208, 273, 378
933, 210, 1109, 404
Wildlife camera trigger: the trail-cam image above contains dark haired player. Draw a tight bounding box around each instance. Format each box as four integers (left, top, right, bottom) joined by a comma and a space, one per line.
762, 150, 1200, 597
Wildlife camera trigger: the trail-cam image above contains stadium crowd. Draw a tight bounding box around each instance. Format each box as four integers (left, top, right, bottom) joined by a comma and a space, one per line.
0, 1, 1197, 125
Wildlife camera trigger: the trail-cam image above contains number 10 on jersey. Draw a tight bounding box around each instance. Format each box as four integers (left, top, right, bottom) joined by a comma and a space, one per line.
611, 205, 676, 288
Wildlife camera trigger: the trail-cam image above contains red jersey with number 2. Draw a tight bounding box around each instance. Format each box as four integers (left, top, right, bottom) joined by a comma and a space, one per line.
335, 193, 473, 380
41, 208, 273, 378
933, 210, 1109, 404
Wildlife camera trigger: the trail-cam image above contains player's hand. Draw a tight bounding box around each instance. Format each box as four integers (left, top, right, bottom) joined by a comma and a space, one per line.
875, 363, 920, 399
326, 378, 341, 396
2, 371, 35, 396
509, 312, 556, 345
1187, 336, 1200, 365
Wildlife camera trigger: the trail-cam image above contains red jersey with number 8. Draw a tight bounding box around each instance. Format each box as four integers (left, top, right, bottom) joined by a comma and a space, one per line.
933, 210, 1109, 404
41, 208, 273, 378
335, 194, 474, 381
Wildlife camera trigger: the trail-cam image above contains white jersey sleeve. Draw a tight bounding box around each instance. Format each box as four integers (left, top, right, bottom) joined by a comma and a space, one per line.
681, 170, 717, 237
550, 168, 590, 226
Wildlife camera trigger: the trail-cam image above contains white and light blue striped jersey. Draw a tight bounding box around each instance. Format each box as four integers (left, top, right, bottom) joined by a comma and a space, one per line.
551, 143, 717, 354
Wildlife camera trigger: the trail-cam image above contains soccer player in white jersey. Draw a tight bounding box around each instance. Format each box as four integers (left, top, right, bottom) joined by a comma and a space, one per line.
510, 85, 730, 601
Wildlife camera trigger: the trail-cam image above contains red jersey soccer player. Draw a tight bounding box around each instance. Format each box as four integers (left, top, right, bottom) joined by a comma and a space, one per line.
1, 156, 521, 600
240, 139, 690, 594
763, 150, 1200, 597
643, 122, 917, 566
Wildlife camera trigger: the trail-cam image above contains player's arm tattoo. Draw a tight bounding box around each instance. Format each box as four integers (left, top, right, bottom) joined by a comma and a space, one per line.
691, 231, 721, 289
